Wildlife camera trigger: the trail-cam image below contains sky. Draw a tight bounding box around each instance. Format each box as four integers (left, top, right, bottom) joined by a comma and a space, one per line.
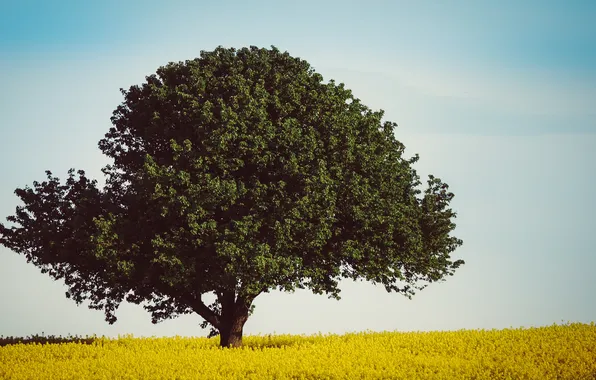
0, 0, 595, 339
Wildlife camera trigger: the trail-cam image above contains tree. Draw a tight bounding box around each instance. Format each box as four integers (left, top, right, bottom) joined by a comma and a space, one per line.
0, 46, 464, 348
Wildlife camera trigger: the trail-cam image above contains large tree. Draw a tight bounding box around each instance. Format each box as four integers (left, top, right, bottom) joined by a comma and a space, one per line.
0, 46, 463, 348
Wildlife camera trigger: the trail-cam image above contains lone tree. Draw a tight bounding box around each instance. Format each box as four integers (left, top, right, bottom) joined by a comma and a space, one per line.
0, 46, 463, 348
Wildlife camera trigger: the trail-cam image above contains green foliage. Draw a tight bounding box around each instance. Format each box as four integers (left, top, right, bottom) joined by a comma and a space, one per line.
0, 46, 463, 344
0, 333, 98, 347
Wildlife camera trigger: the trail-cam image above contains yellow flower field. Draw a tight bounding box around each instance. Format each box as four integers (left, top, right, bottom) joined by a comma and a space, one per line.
1, 322, 595, 379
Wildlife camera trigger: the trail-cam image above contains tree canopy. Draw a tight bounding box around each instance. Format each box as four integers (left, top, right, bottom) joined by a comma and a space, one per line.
0, 46, 464, 347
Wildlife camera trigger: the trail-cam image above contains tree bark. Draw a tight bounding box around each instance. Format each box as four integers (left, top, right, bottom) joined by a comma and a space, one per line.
218, 312, 248, 348
217, 293, 251, 348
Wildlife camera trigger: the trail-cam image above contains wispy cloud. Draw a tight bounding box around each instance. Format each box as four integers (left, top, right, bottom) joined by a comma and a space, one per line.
314, 55, 596, 119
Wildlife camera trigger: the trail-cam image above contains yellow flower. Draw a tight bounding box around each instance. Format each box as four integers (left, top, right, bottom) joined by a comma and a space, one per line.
1, 322, 594, 379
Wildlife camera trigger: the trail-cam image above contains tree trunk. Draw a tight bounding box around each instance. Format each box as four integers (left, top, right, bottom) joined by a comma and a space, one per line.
218, 312, 248, 348
217, 293, 251, 348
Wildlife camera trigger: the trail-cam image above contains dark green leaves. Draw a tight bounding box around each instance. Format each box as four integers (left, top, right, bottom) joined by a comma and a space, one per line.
0, 45, 464, 335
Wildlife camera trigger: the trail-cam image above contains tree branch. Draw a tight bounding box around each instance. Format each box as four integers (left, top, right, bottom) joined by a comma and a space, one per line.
184, 294, 221, 329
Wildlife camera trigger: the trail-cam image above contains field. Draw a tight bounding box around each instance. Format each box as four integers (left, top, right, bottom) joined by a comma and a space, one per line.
1, 322, 595, 379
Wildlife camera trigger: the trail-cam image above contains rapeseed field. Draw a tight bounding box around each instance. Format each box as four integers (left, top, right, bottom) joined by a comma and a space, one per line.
1, 322, 594, 379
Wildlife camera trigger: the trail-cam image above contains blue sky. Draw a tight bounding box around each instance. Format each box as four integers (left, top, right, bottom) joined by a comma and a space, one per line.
0, 0, 594, 338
